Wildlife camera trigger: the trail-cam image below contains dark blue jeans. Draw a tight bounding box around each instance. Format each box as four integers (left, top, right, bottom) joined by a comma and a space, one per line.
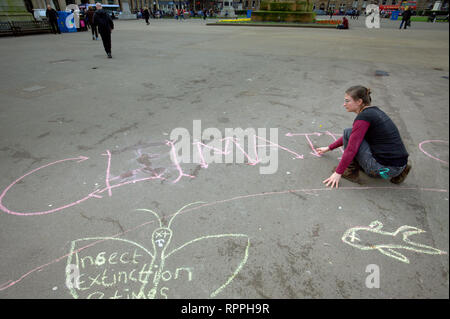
343, 128, 406, 179
399, 19, 409, 29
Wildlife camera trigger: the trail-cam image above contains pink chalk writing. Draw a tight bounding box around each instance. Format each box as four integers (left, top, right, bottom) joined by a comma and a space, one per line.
193, 135, 304, 169
167, 140, 196, 183
286, 132, 323, 157
0, 156, 97, 216
324, 131, 344, 154
0, 133, 446, 217
418, 140, 449, 165
0, 153, 165, 216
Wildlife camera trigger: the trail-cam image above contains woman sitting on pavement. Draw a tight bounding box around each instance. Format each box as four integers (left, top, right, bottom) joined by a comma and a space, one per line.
316, 85, 411, 189
337, 16, 349, 29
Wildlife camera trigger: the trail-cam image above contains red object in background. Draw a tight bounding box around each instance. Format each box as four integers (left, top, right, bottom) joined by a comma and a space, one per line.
379, 5, 401, 11
379, 1, 417, 12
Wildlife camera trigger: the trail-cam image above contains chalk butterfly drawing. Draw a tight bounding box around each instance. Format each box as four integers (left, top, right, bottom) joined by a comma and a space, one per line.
66, 202, 250, 299
342, 220, 447, 264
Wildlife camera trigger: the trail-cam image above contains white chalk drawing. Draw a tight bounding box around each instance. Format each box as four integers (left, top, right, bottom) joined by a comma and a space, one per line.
66, 202, 250, 299
342, 221, 447, 264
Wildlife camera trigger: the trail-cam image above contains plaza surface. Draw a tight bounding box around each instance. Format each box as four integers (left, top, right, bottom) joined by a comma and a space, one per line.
0, 17, 448, 299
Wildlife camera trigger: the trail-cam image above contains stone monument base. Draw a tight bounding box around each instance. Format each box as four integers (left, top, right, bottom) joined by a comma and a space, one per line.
251, 11, 315, 23
251, 1, 315, 23
0, 0, 34, 22
118, 13, 136, 19
219, 5, 236, 18
118, 2, 136, 20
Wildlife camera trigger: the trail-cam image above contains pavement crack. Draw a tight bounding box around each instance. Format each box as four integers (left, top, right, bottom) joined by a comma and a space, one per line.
95, 122, 139, 146
99, 217, 125, 233
79, 212, 125, 233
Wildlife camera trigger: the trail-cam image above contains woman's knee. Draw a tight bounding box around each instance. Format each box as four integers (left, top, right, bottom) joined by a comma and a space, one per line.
342, 128, 352, 146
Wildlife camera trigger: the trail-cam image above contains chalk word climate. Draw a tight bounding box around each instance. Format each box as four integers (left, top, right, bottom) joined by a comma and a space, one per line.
0, 132, 446, 217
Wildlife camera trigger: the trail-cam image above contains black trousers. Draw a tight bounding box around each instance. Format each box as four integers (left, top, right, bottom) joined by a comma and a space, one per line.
99, 30, 111, 54
90, 24, 98, 38
49, 19, 60, 34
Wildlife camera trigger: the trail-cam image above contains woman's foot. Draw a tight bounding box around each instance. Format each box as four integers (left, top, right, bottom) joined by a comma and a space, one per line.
332, 160, 361, 183
390, 164, 411, 184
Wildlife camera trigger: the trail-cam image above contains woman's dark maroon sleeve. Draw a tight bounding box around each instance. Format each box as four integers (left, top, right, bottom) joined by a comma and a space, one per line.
335, 120, 370, 174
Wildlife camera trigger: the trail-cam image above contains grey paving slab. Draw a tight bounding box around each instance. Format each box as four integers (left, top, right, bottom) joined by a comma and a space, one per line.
0, 18, 448, 299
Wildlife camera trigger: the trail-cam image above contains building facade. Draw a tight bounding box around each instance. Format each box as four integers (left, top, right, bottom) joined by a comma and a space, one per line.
239, 0, 448, 12
25, 0, 449, 12
29, 0, 121, 11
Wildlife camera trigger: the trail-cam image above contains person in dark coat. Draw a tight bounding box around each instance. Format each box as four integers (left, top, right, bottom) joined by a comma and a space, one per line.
93, 3, 114, 58
399, 7, 412, 29
143, 7, 150, 25
86, 6, 98, 40
45, 5, 60, 34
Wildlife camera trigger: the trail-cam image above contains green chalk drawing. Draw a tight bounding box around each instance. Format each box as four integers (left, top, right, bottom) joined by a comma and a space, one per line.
66, 202, 250, 299
342, 221, 447, 264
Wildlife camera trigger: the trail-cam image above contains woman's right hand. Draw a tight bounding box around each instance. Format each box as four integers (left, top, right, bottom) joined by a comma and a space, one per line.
315, 146, 330, 155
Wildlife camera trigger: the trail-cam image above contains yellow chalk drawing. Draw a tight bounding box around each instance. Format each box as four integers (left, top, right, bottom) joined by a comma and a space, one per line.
66, 202, 250, 299
218, 18, 251, 22
342, 221, 447, 264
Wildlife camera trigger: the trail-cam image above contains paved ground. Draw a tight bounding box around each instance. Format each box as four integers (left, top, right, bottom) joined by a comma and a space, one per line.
0, 17, 448, 299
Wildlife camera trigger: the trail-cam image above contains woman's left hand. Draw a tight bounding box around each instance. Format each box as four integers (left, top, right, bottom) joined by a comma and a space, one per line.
323, 172, 342, 189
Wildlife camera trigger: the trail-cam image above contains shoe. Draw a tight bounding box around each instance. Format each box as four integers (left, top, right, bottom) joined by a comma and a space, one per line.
92, 37, 95, 40
390, 164, 411, 184
333, 160, 361, 183
107, 53, 112, 58
96, 37, 98, 40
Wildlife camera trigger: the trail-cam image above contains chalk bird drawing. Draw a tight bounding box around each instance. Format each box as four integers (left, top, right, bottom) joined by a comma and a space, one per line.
342, 221, 447, 264
66, 202, 250, 299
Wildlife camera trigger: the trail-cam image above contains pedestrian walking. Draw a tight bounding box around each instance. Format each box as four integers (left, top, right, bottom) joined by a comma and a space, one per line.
316, 86, 411, 188
45, 4, 60, 34
179, 8, 185, 20
79, 9, 87, 31
86, 6, 98, 40
203, 9, 207, 20
399, 7, 412, 29
143, 7, 150, 25
93, 3, 114, 58
428, 11, 437, 22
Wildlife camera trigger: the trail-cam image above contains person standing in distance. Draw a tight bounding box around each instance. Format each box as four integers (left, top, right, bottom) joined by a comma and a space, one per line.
86, 6, 98, 40
399, 7, 412, 29
46, 4, 60, 34
93, 3, 114, 58
143, 7, 150, 25
316, 86, 411, 189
